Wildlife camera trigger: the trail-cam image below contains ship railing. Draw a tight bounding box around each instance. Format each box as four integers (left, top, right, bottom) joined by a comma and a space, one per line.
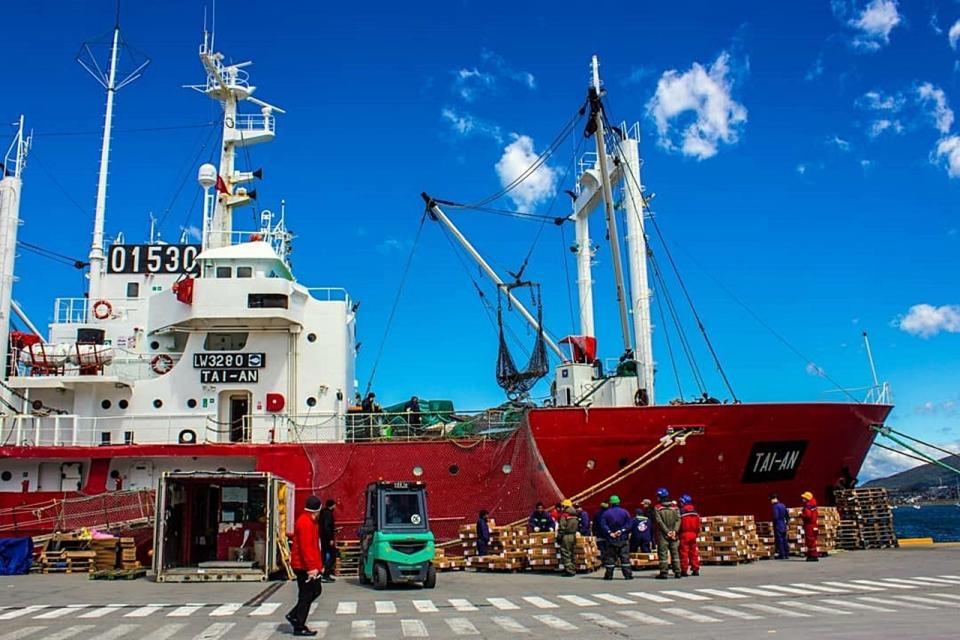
304, 288, 350, 303
233, 112, 275, 134
12, 349, 185, 381
53, 297, 143, 324
0, 412, 208, 447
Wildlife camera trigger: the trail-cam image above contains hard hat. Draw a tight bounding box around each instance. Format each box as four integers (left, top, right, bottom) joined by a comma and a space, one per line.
561, 498, 573, 508
680, 494, 692, 505
656, 487, 669, 499
599, 502, 609, 508
801, 491, 813, 500
609, 495, 621, 505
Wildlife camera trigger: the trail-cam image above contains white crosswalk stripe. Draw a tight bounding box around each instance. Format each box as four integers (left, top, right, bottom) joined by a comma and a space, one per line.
486, 598, 520, 610
210, 603, 243, 617
701, 605, 762, 620
928, 576, 960, 584
853, 579, 913, 590
661, 590, 711, 601
309, 602, 320, 615
759, 584, 819, 595
445, 617, 480, 635
592, 593, 634, 605
742, 603, 810, 618
249, 603, 281, 617
412, 600, 438, 613
882, 578, 936, 587
893, 595, 958, 607
820, 598, 895, 613
823, 581, 884, 592
663, 607, 721, 623
941, 575, 960, 579
793, 582, 848, 593
630, 591, 673, 603
78, 605, 123, 619
492, 616, 529, 633
337, 602, 358, 615
244, 622, 279, 640
351, 620, 376, 639
401, 619, 429, 637
778, 601, 852, 616
310, 622, 330, 639
931, 593, 960, 602
140, 623, 187, 640
533, 614, 579, 630
192, 622, 235, 640
695, 588, 748, 599
728, 586, 782, 597
0, 628, 45, 640
125, 605, 164, 618
580, 612, 627, 629
557, 595, 598, 607
522, 596, 558, 609
448, 599, 477, 612
620, 610, 673, 625
906, 577, 959, 585
0, 606, 47, 620
168, 604, 205, 617
375, 601, 397, 614
99, 624, 141, 640
858, 596, 935, 610
35, 605, 88, 619
43, 625, 95, 640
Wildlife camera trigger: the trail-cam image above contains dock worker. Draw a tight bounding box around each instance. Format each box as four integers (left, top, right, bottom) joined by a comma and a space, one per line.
575, 503, 591, 536
286, 495, 324, 637
600, 495, 634, 580
654, 488, 682, 579
319, 499, 338, 583
476, 510, 491, 556
801, 491, 819, 562
629, 507, 652, 553
528, 502, 555, 532
678, 494, 701, 576
557, 499, 579, 577
770, 494, 789, 559
592, 501, 609, 556
403, 395, 422, 434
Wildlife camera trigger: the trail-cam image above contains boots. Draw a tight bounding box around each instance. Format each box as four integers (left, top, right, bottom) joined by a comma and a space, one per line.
655, 572, 669, 580
603, 570, 614, 580
691, 569, 700, 576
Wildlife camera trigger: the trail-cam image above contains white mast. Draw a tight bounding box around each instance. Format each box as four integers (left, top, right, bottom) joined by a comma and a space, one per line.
573, 195, 595, 338
619, 126, 654, 402
0, 117, 31, 378
77, 12, 149, 305
588, 55, 632, 354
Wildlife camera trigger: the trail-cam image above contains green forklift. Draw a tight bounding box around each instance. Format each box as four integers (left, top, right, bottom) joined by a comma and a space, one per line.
358, 480, 437, 590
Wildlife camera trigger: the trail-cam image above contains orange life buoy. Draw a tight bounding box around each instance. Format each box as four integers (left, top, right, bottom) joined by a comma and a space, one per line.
92, 299, 113, 320
150, 354, 174, 375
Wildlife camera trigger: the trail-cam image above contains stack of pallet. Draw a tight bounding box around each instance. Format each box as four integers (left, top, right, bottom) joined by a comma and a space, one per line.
90, 538, 119, 570
335, 540, 360, 576
629, 551, 659, 570
457, 519, 493, 563
835, 488, 897, 549
469, 525, 528, 571
785, 506, 840, 555
837, 520, 862, 550
525, 531, 559, 571
572, 535, 602, 573
696, 515, 758, 565
118, 537, 140, 571
755, 521, 777, 558
38, 548, 96, 574
433, 546, 465, 572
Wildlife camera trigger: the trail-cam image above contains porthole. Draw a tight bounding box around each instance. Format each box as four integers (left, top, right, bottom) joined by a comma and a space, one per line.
153, 399, 163, 409
306, 397, 317, 407
307, 333, 317, 343
618, 457, 629, 469
187, 398, 198, 409
0, 471, 11, 482
448, 464, 460, 476
31, 400, 42, 411
717, 453, 724, 462
501, 464, 512, 474
118, 399, 129, 409
101, 399, 112, 410
412, 466, 424, 477
586, 459, 596, 470
150, 341, 160, 350
678, 455, 684, 464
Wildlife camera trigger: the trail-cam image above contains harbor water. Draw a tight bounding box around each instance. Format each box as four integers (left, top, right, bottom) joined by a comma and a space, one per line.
892, 504, 960, 542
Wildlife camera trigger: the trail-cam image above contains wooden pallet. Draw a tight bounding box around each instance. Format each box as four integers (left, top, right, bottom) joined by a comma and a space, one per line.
89, 568, 147, 580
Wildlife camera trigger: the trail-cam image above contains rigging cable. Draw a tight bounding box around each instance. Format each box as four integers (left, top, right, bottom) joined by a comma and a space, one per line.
652, 267, 684, 399
32, 121, 219, 138
870, 441, 935, 467
17, 241, 88, 269
156, 119, 220, 232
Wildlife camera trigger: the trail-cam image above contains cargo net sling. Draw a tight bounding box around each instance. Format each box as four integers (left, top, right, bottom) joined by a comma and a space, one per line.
495, 282, 549, 400
0, 490, 155, 535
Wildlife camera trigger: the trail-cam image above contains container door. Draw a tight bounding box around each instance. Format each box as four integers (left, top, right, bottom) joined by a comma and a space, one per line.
153, 475, 168, 578
60, 462, 82, 491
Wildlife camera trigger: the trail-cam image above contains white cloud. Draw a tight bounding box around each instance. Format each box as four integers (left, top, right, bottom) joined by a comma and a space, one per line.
898, 303, 960, 338
623, 66, 654, 85
805, 362, 826, 377
805, 54, 824, 82
950, 20, 960, 50
857, 90, 905, 137
917, 83, 954, 134
934, 135, 960, 177
869, 118, 904, 137
827, 135, 851, 151
796, 163, 807, 175
848, 0, 902, 51
441, 108, 503, 143
494, 134, 558, 212
453, 68, 496, 102
646, 52, 748, 160
180, 225, 201, 241
860, 444, 924, 481
480, 49, 536, 90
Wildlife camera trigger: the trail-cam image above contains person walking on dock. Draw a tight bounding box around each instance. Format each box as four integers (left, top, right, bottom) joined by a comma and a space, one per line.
319, 499, 338, 583
678, 494, 701, 576
558, 499, 579, 577
600, 495, 634, 580
528, 502, 555, 532
801, 491, 819, 562
654, 488, 682, 579
477, 510, 491, 556
286, 495, 324, 636
770, 494, 790, 559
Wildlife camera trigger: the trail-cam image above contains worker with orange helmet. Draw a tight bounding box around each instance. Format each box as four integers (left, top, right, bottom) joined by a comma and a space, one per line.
800, 491, 819, 562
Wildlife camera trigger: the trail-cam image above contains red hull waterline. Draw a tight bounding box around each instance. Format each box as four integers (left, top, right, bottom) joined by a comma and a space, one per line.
0, 402, 892, 540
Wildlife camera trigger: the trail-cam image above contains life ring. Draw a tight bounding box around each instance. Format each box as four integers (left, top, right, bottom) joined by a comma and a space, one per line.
150, 354, 174, 375
92, 300, 113, 320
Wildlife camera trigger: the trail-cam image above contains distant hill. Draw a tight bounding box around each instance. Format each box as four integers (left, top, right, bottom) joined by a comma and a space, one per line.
864, 454, 960, 492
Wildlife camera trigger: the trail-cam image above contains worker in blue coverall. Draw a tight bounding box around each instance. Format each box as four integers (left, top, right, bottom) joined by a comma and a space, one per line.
576, 503, 590, 536
592, 502, 609, 557
770, 494, 790, 559
476, 510, 491, 556
630, 507, 653, 553
600, 495, 634, 580
528, 502, 555, 532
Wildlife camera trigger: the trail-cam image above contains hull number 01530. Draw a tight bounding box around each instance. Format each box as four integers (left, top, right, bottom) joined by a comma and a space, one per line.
108, 244, 201, 275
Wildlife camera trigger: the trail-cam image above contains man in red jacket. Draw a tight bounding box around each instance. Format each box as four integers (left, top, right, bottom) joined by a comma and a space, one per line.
286, 495, 324, 636
678, 494, 701, 576
801, 491, 819, 562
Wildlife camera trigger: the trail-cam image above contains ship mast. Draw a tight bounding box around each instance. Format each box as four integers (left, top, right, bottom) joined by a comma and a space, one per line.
78, 10, 149, 304
0, 117, 31, 378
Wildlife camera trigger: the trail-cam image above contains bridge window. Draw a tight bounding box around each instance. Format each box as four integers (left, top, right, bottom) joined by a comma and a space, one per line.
237, 266, 253, 278
248, 293, 288, 309
216, 266, 232, 278
204, 332, 249, 351
126, 282, 139, 297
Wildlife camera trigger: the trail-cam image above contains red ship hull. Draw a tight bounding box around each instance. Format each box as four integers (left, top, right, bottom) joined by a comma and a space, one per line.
0, 402, 891, 540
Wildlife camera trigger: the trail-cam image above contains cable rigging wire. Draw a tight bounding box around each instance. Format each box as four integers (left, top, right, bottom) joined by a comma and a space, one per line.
17, 241, 88, 269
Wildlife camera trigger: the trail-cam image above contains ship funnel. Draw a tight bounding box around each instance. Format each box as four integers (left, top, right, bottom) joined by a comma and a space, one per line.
198, 163, 218, 189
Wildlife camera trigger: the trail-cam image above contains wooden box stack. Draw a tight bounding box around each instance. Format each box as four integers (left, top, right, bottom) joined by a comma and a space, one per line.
629, 551, 659, 570
90, 538, 119, 570
784, 506, 840, 555
572, 535, 602, 573
433, 546, 465, 571
835, 488, 898, 549
335, 540, 360, 576
696, 515, 758, 565
467, 524, 527, 571
755, 521, 777, 558
118, 537, 140, 571
457, 519, 494, 563
525, 531, 559, 571
39, 549, 96, 573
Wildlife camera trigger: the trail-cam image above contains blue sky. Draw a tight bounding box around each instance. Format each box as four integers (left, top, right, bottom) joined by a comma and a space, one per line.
4, 1, 959, 479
